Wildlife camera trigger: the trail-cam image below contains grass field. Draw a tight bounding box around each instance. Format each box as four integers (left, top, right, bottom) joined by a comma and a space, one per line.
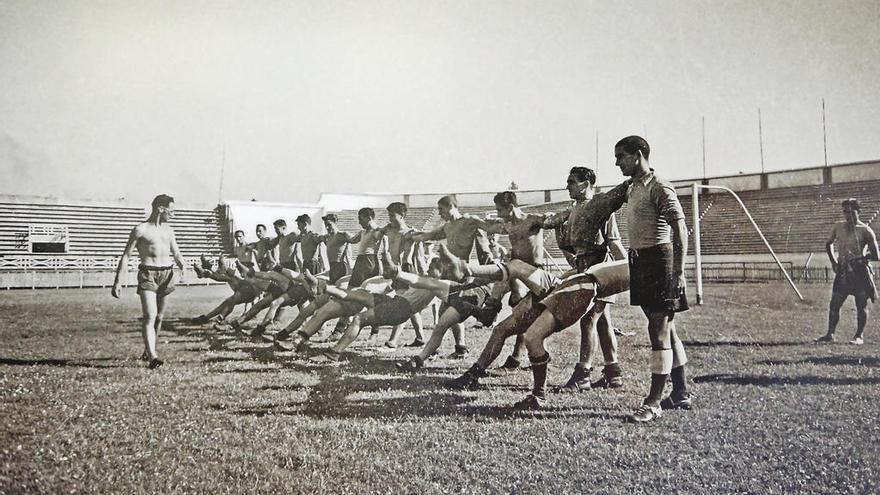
2, 282, 878, 494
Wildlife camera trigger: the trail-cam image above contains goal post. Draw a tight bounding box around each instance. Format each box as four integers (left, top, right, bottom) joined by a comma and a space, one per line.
691, 183, 805, 304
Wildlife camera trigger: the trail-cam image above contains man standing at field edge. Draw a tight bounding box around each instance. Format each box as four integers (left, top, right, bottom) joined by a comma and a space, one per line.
112, 194, 186, 369
815, 198, 878, 345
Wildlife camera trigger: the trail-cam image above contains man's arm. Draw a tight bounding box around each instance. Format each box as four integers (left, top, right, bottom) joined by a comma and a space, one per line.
111, 226, 140, 298
410, 225, 446, 243
541, 208, 571, 230
170, 230, 186, 271
462, 214, 507, 235
864, 227, 879, 262
671, 218, 688, 290
825, 227, 839, 272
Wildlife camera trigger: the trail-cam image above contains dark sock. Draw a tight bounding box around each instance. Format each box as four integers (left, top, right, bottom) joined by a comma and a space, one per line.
671, 365, 688, 397
646, 373, 668, 406
529, 353, 551, 398
467, 363, 484, 376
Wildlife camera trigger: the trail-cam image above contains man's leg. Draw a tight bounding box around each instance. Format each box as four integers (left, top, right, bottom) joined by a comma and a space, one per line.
138, 291, 163, 368
629, 309, 674, 422
592, 305, 623, 388
397, 307, 464, 370
513, 310, 560, 409
269, 295, 328, 341
408, 312, 425, 345
818, 292, 847, 342
661, 318, 692, 409
447, 296, 542, 389
275, 300, 358, 351
554, 308, 599, 393
852, 294, 869, 344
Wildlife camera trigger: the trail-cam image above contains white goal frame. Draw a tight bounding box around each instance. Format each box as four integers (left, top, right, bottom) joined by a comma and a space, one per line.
691, 183, 805, 304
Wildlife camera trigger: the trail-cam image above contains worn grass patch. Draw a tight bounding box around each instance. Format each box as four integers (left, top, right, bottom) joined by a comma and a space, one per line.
1, 283, 878, 494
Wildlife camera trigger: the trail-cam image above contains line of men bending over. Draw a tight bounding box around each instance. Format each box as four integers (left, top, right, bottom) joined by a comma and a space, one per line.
187, 135, 691, 423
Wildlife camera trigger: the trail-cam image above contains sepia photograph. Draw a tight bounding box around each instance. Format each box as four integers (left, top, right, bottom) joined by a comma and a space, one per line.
1, 1, 878, 493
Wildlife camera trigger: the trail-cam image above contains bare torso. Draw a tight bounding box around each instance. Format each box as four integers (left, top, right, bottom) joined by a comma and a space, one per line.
134, 222, 175, 266
503, 214, 545, 265
443, 217, 482, 260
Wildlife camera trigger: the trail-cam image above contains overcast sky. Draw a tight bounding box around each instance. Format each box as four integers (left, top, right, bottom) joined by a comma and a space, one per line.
1, 0, 878, 206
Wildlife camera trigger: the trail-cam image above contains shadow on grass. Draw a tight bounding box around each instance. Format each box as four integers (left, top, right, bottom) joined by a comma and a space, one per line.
163, 317, 600, 420
685, 340, 806, 348
758, 355, 880, 368
0, 357, 125, 368
694, 373, 880, 386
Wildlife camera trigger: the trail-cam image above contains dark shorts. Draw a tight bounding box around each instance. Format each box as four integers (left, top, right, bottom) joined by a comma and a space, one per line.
328, 261, 348, 284
446, 286, 491, 321
283, 283, 314, 308
372, 293, 414, 327
258, 257, 275, 272
137, 265, 176, 296
629, 243, 688, 314
302, 258, 322, 274
832, 261, 876, 302
267, 281, 287, 299
236, 280, 261, 301
349, 254, 379, 288
280, 260, 298, 270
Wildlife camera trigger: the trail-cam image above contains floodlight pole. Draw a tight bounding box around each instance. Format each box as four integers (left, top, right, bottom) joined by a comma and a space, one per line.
692, 183, 703, 304
691, 183, 805, 302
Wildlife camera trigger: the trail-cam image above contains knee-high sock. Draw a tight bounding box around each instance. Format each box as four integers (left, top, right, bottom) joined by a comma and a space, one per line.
529, 353, 551, 398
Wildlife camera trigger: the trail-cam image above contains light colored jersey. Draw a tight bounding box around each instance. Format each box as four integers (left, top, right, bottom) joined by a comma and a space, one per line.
625, 171, 684, 250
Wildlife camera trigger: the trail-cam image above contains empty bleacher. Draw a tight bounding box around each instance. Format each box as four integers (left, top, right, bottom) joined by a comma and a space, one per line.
0, 201, 232, 262
692, 179, 880, 255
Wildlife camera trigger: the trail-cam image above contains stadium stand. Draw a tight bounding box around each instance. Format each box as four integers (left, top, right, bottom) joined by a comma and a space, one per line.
0, 201, 232, 281
692, 179, 880, 255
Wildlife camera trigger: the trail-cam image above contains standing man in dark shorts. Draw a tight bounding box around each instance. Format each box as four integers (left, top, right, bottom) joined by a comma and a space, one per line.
319, 214, 351, 284
815, 199, 878, 345
542, 167, 627, 392
614, 135, 692, 423
383, 202, 427, 348
346, 207, 385, 288
111, 194, 186, 369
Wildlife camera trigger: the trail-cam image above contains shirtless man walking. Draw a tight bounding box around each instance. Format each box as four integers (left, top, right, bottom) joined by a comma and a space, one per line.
111, 194, 186, 369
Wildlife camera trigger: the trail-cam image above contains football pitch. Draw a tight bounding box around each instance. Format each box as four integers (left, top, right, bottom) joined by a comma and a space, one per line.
2, 282, 877, 494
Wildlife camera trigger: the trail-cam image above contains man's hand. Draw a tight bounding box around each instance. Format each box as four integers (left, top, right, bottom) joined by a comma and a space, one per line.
111, 281, 122, 299
677, 273, 687, 297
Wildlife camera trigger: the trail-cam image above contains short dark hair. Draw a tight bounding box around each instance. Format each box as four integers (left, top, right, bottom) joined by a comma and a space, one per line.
493, 191, 518, 208
273, 219, 286, 228
842, 198, 861, 211
296, 214, 311, 224
568, 167, 596, 185
322, 213, 338, 223
234, 230, 245, 236
615, 135, 650, 159
438, 195, 457, 208
151, 194, 174, 210
358, 207, 375, 219
256, 223, 267, 231
387, 202, 407, 216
